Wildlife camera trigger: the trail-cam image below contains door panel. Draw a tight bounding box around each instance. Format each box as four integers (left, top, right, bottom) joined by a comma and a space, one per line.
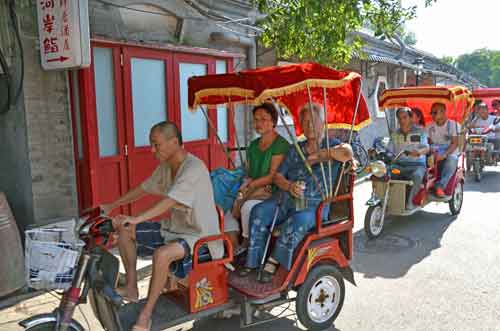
174, 55, 215, 167
91, 45, 128, 215
123, 48, 175, 215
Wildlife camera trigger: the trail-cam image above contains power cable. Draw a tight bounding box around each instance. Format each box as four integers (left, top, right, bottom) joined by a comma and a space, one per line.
92, 0, 262, 37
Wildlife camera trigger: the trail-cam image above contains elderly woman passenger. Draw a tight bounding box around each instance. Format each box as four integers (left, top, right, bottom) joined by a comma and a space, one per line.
240, 103, 353, 282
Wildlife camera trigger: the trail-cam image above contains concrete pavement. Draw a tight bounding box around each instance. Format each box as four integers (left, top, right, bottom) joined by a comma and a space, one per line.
2, 168, 499, 331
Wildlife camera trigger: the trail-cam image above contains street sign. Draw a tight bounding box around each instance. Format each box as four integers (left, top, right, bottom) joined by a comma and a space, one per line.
36, 0, 90, 70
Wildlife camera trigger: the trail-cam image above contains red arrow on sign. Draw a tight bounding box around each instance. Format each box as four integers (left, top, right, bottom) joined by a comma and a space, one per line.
47, 56, 70, 63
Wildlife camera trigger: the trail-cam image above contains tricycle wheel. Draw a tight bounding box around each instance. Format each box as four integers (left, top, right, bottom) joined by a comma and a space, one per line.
25, 322, 80, 331
473, 159, 481, 182
296, 264, 345, 331
449, 181, 463, 216
364, 205, 384, 239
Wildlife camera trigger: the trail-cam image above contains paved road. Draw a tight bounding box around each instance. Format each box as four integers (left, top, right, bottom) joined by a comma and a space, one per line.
2, 168, 500, 331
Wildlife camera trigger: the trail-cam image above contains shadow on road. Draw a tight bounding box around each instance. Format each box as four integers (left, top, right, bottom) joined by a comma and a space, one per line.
351, 211, 456, 279
192, 312, 341, 331
463, 168, 500, 193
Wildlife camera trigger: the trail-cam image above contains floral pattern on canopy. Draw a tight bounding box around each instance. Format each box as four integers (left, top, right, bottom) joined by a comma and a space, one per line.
378, 86, 474, 125
188, 62, 371, 135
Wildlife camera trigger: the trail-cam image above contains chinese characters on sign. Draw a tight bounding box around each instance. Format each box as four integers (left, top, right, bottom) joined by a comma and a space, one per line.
36, 0, 90, 70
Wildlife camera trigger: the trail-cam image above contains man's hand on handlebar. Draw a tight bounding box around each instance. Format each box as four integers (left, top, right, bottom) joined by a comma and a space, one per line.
112, 214, 140, 230
100, 203, 114, 215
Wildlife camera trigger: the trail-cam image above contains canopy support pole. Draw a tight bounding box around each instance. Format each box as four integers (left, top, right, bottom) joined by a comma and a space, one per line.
231, 96, 246, 169
335, 80, 363, 197
199, 106, 237, 169
322, 87, 333, 198
306, 84, 329, 199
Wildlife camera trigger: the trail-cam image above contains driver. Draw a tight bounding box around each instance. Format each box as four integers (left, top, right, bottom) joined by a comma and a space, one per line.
425, 102, 460, 198
492, 99, 500, 116
471, 102, 500, 151
388, 108, 429, 210
101, 121, 222, 331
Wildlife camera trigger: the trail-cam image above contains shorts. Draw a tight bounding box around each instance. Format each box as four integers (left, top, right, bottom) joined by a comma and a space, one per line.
135, 222, 189, 258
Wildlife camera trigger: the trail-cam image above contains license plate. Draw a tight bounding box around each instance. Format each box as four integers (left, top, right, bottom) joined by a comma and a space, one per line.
469, 138, 482, 144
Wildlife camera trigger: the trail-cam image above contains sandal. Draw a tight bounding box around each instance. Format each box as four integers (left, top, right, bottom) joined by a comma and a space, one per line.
238, 267, 253, 277
116, 287, 139, 303
258, 260, 279, 283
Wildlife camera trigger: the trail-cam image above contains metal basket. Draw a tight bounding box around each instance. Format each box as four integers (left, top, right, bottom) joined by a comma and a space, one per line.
25, 228, 84, 290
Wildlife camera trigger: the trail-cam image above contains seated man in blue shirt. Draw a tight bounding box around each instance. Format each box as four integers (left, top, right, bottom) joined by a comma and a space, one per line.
388, 108, 430, 210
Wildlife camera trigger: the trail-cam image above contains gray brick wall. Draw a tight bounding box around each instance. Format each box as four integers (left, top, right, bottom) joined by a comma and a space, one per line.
22, 33, 78, 223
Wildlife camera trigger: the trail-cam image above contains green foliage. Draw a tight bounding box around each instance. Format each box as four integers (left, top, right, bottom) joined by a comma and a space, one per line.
455, 49, 500, 87
254, 0, 433, 66
441, 56, 456, 66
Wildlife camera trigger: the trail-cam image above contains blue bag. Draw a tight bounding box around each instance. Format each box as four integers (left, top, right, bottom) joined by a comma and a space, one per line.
210, 167, 246, 213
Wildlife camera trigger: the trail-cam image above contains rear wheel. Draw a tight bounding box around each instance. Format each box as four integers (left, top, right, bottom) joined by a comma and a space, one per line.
25, 322, 80, 331
449, 181, 463, 216
364, 205, 384, 239
473, 159, 481, 182
296, 264, 345, 331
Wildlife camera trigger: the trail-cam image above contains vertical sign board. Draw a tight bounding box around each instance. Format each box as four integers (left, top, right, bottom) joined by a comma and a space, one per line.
36, 0, 90, 70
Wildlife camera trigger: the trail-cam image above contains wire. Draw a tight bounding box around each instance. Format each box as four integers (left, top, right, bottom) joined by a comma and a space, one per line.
92, 0, 216, 21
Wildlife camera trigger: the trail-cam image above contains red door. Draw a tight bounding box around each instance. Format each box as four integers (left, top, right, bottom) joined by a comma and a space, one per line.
86, 44, 129, 215
72, 43, 234, 214
173, 54, 234, 169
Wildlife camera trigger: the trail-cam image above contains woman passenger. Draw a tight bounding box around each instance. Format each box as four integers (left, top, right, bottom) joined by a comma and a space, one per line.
224, 103, 289, 254
411, 107, 425, 128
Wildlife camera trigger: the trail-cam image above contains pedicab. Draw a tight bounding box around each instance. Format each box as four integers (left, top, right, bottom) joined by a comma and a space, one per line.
472, 88, 500, 115
468, 88, 500, 181
20, 63, 370, 331
364, 86, 472, 239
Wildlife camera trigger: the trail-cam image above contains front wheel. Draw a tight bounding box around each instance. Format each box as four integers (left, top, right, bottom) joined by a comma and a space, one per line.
449, 181, 464, 216
364, 205, 385, 239
296, 264, 345, 331
25, 322, 80, 331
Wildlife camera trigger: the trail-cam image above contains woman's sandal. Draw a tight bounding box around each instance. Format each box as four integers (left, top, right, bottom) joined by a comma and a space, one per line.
259, 260, 279, 283
238, 267, 253, 277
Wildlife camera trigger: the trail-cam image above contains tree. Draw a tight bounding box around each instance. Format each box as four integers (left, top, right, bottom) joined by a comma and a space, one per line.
254, 0, 436, 66
455, 49, 500, 87
441, 56, 455, 66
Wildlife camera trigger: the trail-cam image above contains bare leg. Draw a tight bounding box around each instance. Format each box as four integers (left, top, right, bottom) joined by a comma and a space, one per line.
117, 224, 139, 300
225, 231, 240, 250
134, 242, 185, 329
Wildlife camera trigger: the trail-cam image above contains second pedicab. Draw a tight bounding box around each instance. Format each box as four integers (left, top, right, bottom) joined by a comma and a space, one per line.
364, 86, 473, 239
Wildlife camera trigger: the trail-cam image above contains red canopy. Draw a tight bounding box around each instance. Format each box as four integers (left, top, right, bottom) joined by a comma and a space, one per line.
472, 88, 500, 112
378, 86, 474, 124
188, 63, 370, 135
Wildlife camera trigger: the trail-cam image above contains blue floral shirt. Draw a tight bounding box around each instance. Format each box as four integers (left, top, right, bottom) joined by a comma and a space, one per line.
277, 138, 341, 208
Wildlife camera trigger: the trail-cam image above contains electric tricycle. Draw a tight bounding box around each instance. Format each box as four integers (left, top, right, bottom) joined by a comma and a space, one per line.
466, 126, 500, 181
364, 86, 473, 239
20, 63, 371, 331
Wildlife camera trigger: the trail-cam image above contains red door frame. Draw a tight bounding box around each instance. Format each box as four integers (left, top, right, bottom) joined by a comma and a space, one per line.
70, 41, 235, 212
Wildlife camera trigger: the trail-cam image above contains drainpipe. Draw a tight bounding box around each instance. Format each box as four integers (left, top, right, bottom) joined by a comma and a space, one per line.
392, 34, 407, 60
